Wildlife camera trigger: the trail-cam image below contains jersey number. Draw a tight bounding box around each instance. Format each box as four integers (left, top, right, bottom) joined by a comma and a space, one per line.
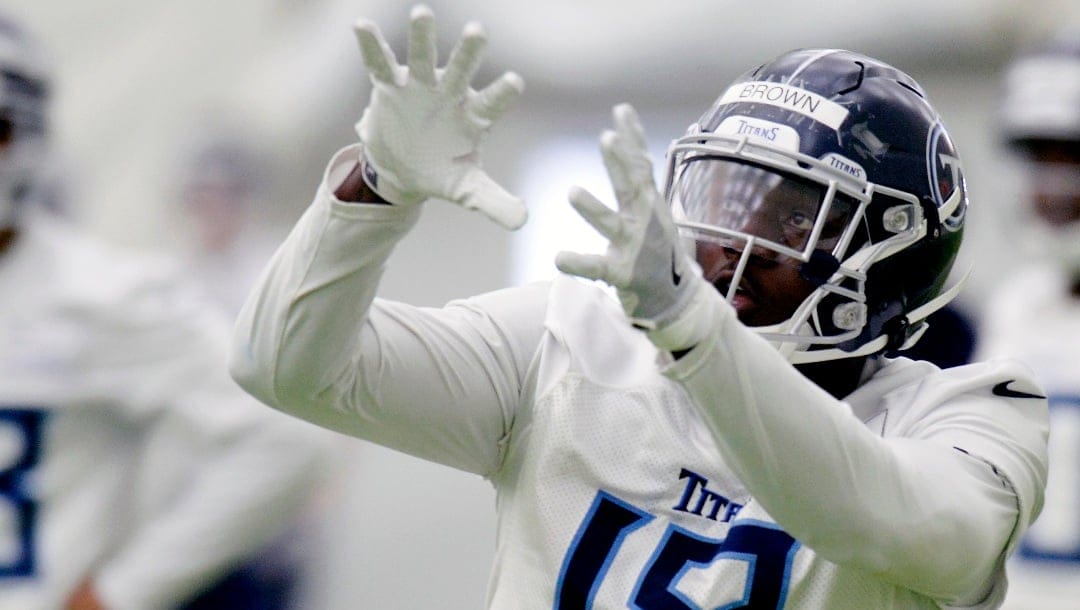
0, 408, 46, 578
556, 491, 799, 609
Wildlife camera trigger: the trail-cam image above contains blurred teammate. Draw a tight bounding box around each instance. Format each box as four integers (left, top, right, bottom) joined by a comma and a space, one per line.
169, 127, 339, 610
171, 129, 283, 315
976, 30, 1080, 610
231, 6, 1048, 608
0, 14, 328, 610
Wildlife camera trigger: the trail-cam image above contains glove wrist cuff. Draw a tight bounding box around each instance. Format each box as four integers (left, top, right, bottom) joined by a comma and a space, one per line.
645, 279, 718, 353
358, 147, 426, 206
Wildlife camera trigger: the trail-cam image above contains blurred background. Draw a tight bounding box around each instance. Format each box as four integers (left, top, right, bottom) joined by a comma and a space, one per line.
4, 0, 1078, 607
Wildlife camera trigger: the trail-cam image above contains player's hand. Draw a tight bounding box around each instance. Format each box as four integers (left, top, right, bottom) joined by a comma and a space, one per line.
556, 104, 707, 348
353, 4, 527, 230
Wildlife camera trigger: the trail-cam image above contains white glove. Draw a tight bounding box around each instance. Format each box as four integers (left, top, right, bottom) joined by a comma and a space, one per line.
556, 104, 713, 351
353, 5, 527, 230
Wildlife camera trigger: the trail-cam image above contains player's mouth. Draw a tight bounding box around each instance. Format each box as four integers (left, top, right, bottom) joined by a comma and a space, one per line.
712, 271, 758, 315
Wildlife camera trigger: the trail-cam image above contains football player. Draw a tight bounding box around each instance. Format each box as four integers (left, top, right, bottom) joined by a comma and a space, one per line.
976, 30, 1080, 610
231, 5, 1049, 608
0, 14, 330, 610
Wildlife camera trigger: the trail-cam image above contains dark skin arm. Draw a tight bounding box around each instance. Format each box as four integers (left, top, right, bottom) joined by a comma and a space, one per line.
334, 162, 390, 205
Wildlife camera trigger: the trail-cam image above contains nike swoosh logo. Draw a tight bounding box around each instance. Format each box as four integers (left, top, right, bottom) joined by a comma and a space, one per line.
991, 380, 1046, 400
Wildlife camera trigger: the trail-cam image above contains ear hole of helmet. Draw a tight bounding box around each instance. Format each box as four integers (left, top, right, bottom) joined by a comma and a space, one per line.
863, 192, 917, 244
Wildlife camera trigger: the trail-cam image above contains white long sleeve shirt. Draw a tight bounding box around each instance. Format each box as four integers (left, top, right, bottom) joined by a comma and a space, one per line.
0, 209, 329, 610
231, 145, 1048, 609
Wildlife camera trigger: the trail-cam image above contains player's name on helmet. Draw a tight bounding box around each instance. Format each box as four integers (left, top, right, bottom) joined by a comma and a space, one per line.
718, 81, 849, 130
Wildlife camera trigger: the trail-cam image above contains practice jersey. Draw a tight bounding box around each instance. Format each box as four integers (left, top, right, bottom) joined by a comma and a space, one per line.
0, 210, 327, 610
977, 265, 1080, 610
231, 146, 1049, 609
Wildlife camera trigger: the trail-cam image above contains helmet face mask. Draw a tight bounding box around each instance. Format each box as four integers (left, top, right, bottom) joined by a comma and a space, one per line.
665, 49, 968, 363
673, 156, 864, 261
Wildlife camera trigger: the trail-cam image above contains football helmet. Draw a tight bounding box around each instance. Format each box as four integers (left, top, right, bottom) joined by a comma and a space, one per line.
666, 49, 968, 363
0, 14, 50, 228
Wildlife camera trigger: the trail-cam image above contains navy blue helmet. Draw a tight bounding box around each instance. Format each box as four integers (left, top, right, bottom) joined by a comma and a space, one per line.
666, 49, 968, 363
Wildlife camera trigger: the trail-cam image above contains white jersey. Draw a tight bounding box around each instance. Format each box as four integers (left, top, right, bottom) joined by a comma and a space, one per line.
231, 146, 1049, 609
977, 265, 1080, 610
0, 210, 328, 610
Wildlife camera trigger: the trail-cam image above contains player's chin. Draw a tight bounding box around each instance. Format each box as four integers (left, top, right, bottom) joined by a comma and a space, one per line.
734, 302, 792, 328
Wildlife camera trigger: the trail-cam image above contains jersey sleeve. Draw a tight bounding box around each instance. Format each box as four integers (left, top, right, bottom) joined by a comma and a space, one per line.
230, 145, 547, 477
78, 258, 333, 610
660, 291, 1048, 606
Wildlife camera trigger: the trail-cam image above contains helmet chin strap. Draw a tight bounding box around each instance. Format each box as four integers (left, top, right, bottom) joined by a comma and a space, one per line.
779, 265, 970, 364
768, 185, 967, 365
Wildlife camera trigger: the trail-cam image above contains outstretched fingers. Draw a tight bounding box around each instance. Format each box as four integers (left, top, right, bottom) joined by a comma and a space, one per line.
568, 186, 622, 239
460, 171, 528, 230
351, 6, 528, 230
472, 72, 525, 123
555, 186, 627, 282
353, 19, 399, 85
555, 250, 611, 284
612, 104, 648, 152
442, 21, 487, 98
406, 5, 438, 85
555, 251, 611, 283
600, 108, 658, 217
600, 130, 643, 209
